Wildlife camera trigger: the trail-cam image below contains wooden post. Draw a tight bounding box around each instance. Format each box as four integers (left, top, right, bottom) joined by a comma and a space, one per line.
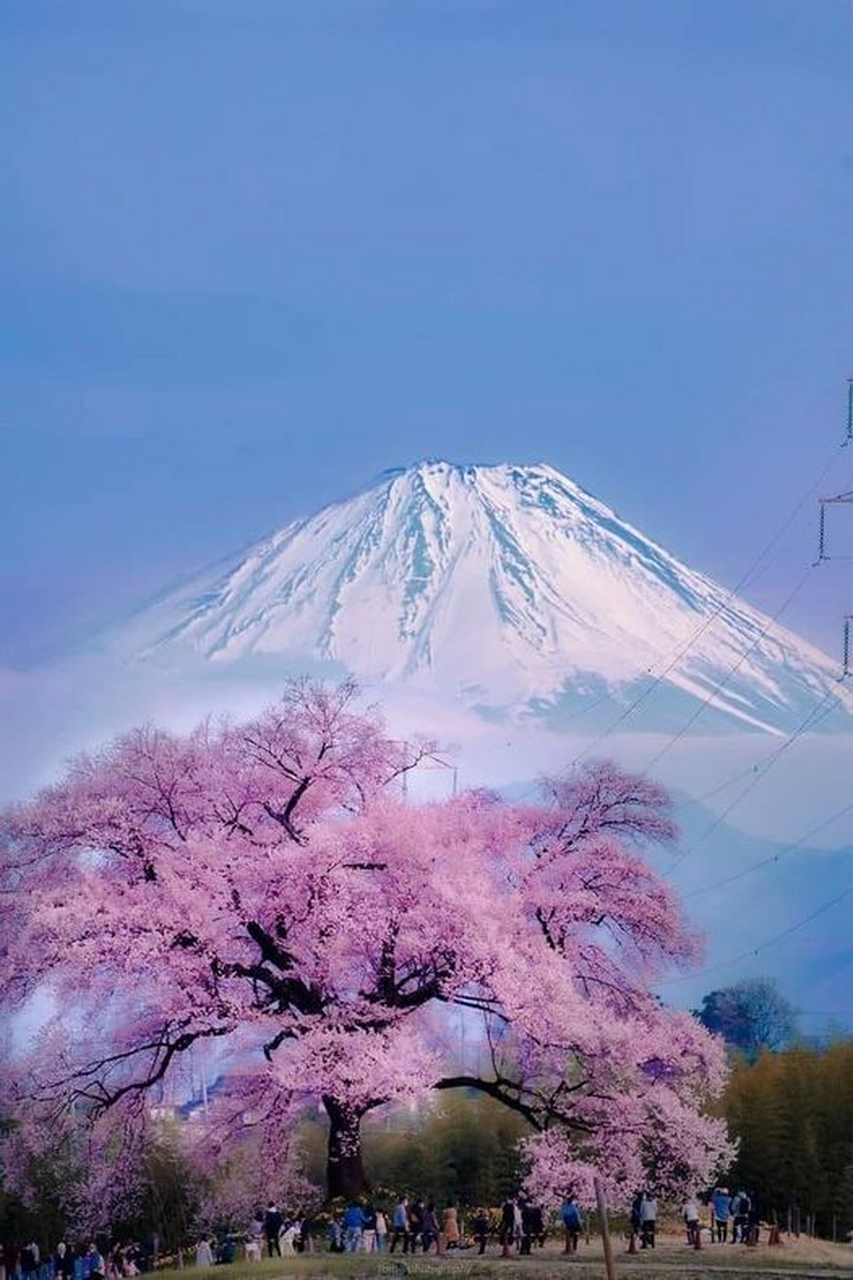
594, 1178, 618, 1280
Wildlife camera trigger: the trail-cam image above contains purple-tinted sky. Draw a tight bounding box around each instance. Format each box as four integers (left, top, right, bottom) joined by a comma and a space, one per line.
2, 0, 853, 666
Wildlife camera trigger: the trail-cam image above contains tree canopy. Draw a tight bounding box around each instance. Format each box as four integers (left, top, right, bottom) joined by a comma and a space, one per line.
0, 680, 730, 1223
694, 978, 798, 1061
723, 1038, 853, 1236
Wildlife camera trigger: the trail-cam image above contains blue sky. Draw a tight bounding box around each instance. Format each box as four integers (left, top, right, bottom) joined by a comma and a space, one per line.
2, 0, 853, 665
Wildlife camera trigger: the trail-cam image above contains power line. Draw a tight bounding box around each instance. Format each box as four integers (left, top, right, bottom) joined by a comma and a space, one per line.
572, 395, 853, 995
676, 676, 842, 809
648, 392, 853, 884
570, 441, 848, 768
683, 798, 853, 901
669, 684, 847, 870
508, 407, 852, 843
508, 439, 850, 807
642, 561, 818, 775
669, 882, 853, 985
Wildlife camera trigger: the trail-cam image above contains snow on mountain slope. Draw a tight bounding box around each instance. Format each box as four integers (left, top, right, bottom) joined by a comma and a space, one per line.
115, 461, 850, 734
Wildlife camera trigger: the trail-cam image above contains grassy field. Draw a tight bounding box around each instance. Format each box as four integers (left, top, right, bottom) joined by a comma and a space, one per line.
161, 1235, 853, 1279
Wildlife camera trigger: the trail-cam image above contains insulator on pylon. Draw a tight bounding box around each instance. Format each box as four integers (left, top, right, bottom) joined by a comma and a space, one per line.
817, 490, 853, 563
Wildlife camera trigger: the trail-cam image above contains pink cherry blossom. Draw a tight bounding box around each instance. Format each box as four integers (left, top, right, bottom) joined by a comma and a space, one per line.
0, 680, 732, 1211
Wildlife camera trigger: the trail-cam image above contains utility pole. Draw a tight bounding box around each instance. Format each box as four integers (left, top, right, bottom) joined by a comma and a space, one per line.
817, 382, 853, 672
594, 1178, 618, 1280
817, 489, 853, 563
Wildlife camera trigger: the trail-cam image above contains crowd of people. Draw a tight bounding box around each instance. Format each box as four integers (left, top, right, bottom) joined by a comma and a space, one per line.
631, 1186, 759, 1250
242, 1205, 313, 1259
0, 1240, 149, 1280
705, 1186, 759, 1245
0, 1181, 769, 1274
326, 1193, 577, 1257
248, 1186, 763, 1259
237, 1193, 578, 1259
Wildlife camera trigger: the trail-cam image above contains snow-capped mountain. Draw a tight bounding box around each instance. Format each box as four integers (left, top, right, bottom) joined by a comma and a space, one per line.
115, 461, 849, 734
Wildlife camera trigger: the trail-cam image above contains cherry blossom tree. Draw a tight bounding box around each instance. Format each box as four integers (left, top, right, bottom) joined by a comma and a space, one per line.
179, 1072, 318, 1231
0, 680, 732, 1206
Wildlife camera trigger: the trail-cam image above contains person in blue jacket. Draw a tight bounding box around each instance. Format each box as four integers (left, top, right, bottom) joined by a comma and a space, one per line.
712, 1187, 731, 1243
560, 1194, 583, 1253
342, 1203, 364, 1253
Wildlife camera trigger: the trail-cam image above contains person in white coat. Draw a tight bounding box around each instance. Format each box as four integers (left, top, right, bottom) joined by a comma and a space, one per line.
194, 1240, 213, 1268
281, 1225, 299, 1256
682, 1196, 700, 1247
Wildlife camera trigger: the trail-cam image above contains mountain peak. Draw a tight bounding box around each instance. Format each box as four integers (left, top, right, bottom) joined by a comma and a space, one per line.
118, 459, 847, 735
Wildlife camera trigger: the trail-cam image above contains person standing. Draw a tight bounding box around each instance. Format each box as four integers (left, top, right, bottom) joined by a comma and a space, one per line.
561, 1195, 582, 1253
421, 1202, 440, 1253
640, 1192, 657, 1249
712, 1187, 730, 1243
245, 1213, 263, 1262
327, 1219, 343, 1254
342, 1203, 364, 1254
54, 1243, 74, 1280
20, 1245, 37, 1280
682, 1196, 700, 1247
360, 1206, 377, 1254
407, 1200, 424, 1254
85, 1246, 104, 1280
4, 1243, 20, 1280
263, 1204, 283, 1258
373, 1210, 387, 1254
527, 1201, 545, 1249
629, 1191, 643, 1249
442, 1203, 459, 1251
499, 1198, 516, 1256
389, 1198, 409, 1254
514, 1203, 527, 1254
472, 1209, 490, 1256
513, 1198, 523, 1250
730, 1189, 750, 1243
747, 1191, 761, 1246
280, 1224, 298, 1257
194, 1240, 212, 1269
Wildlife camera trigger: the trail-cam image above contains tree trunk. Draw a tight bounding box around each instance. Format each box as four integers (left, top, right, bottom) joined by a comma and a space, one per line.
324, 1096, 369, 1200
